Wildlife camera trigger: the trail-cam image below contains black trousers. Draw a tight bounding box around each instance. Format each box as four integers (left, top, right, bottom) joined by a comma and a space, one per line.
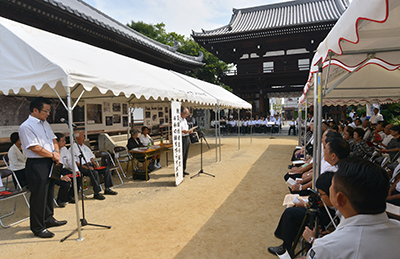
80, 165, 113, 194
182, 136, 190, 172
12, 168, 27, 189
288, 126, 297, 135
26, 158, 55, 233
54, 168, 82, 202
274, 206, 335, 251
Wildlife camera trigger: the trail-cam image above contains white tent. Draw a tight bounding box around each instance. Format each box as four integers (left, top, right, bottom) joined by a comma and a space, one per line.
0, 16, 251, 240
297, 0, 400, 182
299, 0, 400, 106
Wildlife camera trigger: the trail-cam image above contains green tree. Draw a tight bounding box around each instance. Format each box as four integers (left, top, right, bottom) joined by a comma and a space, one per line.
127, 21, 232, 91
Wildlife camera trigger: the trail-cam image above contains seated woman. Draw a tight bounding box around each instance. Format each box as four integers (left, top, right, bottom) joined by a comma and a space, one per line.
7, 132, 28, 188
381, 125, 400, 162
349, 128, 373, 158
343, 127, 355, 151
127, 128, 148, 172
54, 133, 82, 207
139, 126, 161, 169
387, 177, 400, 206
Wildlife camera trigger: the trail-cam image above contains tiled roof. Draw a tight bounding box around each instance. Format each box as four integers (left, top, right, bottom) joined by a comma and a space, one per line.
44, 0, 203, 65
193, 0, 349, 37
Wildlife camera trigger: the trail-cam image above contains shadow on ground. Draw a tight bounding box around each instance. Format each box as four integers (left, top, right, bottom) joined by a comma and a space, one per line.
174, 144, 293, 259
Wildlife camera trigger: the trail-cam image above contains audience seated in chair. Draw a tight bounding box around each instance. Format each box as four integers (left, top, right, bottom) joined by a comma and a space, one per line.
349, 128, 373, 158
7, 132, 28, 189
72, 131, 117, 200
53, 133, 82, 207
139, 126, 161, 170
302, 158, 400, 259
268, 172, 337, 257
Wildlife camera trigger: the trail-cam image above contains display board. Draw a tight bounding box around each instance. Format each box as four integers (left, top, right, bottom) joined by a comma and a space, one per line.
171, 101, 183, 186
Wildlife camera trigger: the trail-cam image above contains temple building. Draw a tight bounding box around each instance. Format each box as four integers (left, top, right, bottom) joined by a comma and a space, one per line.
0, 0, 204, 72
192, 0, 349, 116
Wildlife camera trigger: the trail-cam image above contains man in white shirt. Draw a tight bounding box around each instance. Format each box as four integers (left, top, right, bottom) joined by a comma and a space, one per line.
19, 97, 66, 238
370, 108, 384, 124
73, 131, 117, 200
288, 118, 297, 136
305, 158, 400, 259
181, 107, 193, 176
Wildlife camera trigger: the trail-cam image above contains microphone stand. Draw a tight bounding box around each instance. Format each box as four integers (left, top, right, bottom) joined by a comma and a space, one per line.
191, 129, 215, 179
61, 130, 111, 242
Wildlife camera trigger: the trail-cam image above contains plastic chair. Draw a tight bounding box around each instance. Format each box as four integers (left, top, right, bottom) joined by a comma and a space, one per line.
94, 151, 123, 188
113, 146, 133, 179
1, 155, 30, 228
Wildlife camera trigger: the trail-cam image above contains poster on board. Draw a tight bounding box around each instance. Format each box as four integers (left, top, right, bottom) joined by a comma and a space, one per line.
171, 101, 183, 186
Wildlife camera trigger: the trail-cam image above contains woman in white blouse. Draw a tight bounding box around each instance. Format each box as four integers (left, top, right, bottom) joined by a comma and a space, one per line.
8, 132, 27, 188
139, 126, 161, 169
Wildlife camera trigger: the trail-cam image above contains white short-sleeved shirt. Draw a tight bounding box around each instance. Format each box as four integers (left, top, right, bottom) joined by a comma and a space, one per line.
19, 115, 56, 158
72, 143, 94, 165
370, 113, 384, 124
181, 117, 189, 136
307, 213, 400, 259
139, 134, 152, 146
60, 146, 78, 172
8, 144, 26, 171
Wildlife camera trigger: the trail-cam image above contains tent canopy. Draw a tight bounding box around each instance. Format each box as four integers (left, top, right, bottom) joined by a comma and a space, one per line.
299, 0, 400, 106
0, 16, 250, 109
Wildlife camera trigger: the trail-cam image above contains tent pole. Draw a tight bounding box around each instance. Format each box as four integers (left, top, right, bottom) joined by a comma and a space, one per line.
250, 108, 253, 143
218, 106, 221, 162
304, 101, 308, 152
66, 87, 83, 241
238, 109, 240, 150
298, 105, 302, 145
215, 106, 218, 162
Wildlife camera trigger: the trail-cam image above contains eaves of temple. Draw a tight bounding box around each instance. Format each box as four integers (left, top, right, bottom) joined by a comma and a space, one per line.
0, 0, 204, 72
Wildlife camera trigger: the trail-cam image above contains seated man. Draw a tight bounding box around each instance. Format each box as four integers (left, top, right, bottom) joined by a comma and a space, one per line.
288, 118, 297, 136
268, 172, 336, 257
72, 131, 117, 200
53, 133, 82, 207
7, 132, 28, 188
287, 131, 349, 196
304, 158, 400, 259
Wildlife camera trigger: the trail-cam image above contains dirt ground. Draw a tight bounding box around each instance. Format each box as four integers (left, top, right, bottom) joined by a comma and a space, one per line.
0, 135, 298, 259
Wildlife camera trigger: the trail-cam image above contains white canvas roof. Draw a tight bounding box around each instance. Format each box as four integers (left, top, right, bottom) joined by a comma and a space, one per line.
0, 16, 250, 109
299, 0, 400, 106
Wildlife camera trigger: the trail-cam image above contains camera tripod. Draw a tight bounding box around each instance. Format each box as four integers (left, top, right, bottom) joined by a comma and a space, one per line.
289, 188, 336, 258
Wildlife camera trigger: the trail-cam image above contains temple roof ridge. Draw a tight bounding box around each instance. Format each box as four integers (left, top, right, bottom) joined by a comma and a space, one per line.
192, 0, 349, 37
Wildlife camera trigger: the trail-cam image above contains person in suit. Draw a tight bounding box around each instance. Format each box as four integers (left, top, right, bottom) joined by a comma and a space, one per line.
19, 97, 67, 238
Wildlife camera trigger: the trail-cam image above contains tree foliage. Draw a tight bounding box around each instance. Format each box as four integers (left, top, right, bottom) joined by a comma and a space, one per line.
127, 21, 232, 91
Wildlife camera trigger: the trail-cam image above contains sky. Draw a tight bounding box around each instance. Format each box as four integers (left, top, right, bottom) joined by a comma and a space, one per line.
84, 0, 287, 37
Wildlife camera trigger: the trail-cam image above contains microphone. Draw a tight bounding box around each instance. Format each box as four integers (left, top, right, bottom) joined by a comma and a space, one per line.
60, 118, 77, 128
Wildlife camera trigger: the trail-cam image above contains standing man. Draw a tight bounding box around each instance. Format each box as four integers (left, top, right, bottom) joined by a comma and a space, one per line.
181, 107, 193, 176
370, 107, 384, 124
19, 97, 67, 238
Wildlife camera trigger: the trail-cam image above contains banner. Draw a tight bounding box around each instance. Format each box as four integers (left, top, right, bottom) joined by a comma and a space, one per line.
171, 101, 183, 185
